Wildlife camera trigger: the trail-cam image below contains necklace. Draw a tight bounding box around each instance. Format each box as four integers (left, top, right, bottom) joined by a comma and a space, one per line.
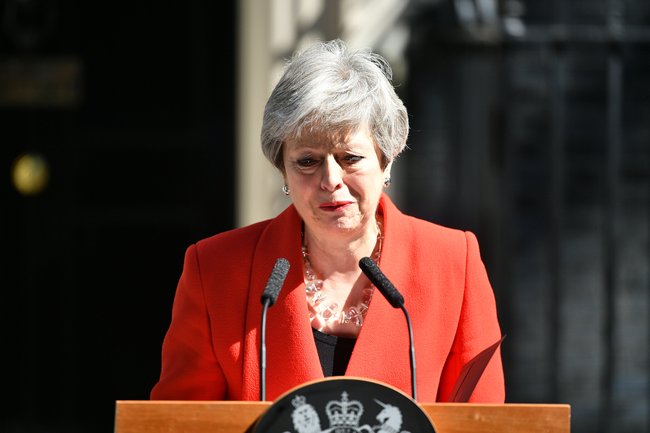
302, 221, 383, 328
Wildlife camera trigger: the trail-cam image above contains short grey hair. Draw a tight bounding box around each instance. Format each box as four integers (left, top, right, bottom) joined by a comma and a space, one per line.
261, 39, 409, 171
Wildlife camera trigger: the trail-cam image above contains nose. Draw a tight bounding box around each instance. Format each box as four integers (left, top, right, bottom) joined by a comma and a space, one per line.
320, 156, 344, 191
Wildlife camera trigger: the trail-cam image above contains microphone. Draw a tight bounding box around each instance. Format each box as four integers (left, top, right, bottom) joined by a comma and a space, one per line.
261, 258, 289, 307
359, 257, 404, 308
259, 258, 290, 401
359, 257, 418, 401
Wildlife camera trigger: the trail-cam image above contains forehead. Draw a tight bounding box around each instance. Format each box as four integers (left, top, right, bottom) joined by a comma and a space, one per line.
285, 125, 374, 151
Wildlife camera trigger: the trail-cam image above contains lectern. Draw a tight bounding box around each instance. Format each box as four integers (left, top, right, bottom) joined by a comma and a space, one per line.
119, 377, 568, 433
115, 401, 570, 433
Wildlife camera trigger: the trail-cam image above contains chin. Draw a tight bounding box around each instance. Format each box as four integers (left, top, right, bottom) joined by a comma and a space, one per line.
307, 211, 364, 234
333, 218, 363, 232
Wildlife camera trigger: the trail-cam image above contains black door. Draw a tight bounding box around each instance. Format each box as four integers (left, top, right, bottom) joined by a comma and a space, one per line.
1, 1, 235, 432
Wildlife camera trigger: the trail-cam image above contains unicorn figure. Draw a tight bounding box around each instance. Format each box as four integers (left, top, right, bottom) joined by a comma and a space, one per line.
373, 399, 404, 433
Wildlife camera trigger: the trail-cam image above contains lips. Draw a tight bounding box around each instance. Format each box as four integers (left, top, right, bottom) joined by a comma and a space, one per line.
319, 201, 354, 211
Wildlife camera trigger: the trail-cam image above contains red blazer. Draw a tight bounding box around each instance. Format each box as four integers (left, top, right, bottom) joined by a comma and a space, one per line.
151, 194, 505, 402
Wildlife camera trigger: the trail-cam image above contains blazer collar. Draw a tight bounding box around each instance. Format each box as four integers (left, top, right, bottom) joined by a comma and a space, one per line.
241, 194, 414, 400
346, 194, 414, 393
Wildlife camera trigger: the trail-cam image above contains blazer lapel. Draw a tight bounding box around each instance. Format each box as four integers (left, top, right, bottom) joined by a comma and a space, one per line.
241, 206, 323, 401
241, 195, 414, 400
345, 195, 415, 395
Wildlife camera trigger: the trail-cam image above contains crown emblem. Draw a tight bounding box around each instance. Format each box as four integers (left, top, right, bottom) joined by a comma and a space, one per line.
325, 391, 364, 429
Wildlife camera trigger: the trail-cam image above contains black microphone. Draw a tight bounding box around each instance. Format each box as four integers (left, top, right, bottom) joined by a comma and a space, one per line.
259, 258, 290, 401
359, 257, 404, 308
359, 257, 418, 401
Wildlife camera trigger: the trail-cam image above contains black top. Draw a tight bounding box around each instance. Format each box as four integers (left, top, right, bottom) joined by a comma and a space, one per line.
312, 328, 357, 377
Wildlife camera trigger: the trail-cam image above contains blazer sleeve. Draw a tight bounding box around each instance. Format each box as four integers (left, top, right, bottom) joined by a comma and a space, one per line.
437, 231, 506, 402
150, 244, 226, 400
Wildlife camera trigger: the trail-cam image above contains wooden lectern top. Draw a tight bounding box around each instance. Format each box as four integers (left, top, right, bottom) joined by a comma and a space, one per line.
115, 401, 570, 433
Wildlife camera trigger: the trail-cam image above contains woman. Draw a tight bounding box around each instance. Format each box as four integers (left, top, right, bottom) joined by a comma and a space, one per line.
151, 40, 504, 402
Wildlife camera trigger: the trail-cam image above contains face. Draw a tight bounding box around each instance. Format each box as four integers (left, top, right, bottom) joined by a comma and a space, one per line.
282, 125, 390, 237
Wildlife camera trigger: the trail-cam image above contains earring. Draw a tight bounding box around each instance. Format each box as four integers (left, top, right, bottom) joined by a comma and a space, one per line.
383, 177, 391, 188
282, 184, 290, 195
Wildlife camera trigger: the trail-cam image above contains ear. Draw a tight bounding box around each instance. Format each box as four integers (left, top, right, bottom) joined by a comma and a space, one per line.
382, 160, 393, 180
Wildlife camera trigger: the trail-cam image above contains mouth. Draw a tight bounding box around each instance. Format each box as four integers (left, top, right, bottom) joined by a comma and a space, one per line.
319, 201, 354, 211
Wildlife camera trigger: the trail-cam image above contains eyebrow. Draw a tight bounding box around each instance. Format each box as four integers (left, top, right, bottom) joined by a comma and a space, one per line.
289, 143, 323, 151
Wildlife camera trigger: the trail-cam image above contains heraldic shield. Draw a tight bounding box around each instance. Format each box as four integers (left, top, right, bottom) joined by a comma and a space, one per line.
254, 377, 436, 433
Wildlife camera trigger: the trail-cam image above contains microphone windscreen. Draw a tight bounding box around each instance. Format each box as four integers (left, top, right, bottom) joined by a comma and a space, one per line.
359, 257, 404, 308
261, 258, 290, 306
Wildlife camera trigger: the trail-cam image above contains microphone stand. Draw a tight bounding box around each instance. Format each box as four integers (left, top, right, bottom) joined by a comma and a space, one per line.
401, 305, 417, 401
260, 298, 271, 401
259, 257, 290, 401
359, 256, 418, 401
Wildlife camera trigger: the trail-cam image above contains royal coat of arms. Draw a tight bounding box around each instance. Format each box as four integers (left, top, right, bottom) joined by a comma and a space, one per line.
287, 391, 410, 433
253, 378, 435, 433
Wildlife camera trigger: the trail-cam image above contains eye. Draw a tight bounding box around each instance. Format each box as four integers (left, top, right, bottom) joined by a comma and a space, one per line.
296, 157, 318, 167
342, 154, 364, 164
